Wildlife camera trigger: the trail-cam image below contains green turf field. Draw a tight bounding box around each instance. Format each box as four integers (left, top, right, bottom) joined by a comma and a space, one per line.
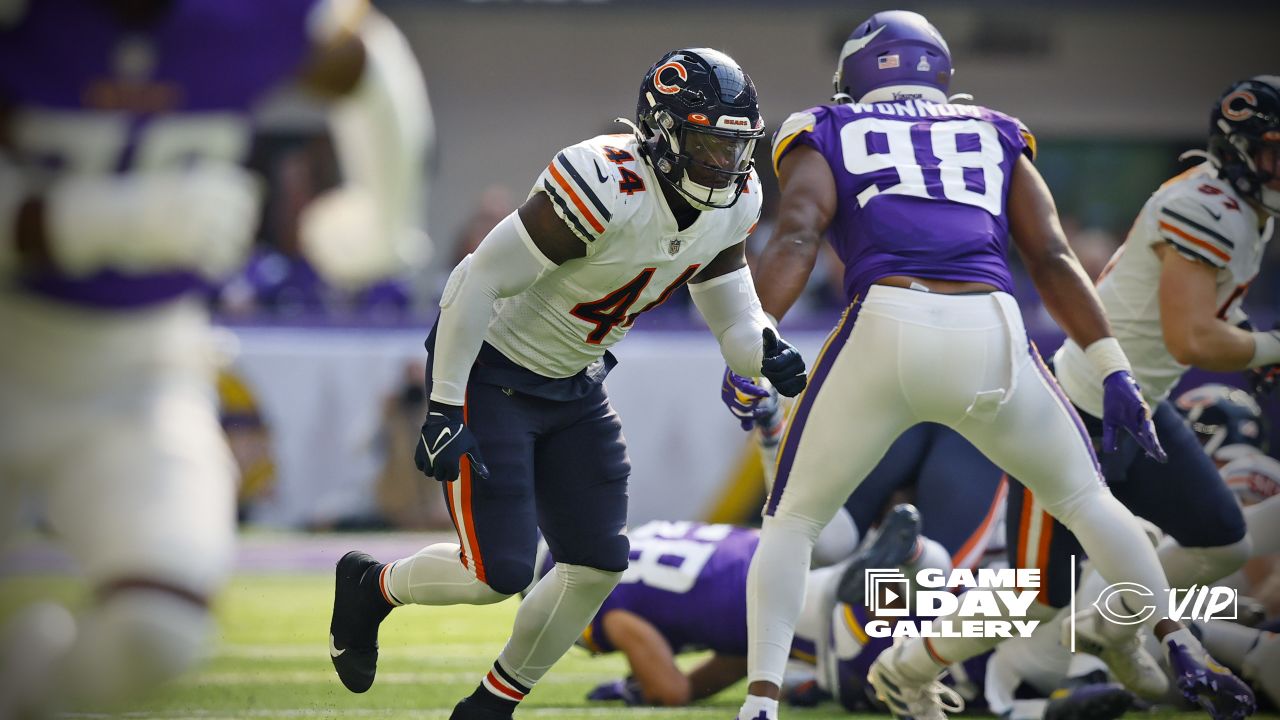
1, 573, 1271, 719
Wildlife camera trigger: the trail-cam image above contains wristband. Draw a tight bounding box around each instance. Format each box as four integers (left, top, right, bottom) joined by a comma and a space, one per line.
1084, 337, 1131, 379
1250, 331, 1280, 368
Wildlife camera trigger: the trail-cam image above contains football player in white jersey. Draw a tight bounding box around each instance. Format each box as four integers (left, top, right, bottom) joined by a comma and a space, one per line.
326, 48, 809, 720
0, 0, 431, 715
994, 76, 1279, 708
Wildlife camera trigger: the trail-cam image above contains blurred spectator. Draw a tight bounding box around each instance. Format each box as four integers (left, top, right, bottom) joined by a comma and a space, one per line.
216, 135, 414, 319
424, 184, 517, 305
1066, 223, 1120, 282
375, 363, 451, 530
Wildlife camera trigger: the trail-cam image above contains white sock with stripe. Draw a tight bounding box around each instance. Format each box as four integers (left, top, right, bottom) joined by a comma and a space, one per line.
383, 544, 506, 606
484, 562, 621, 700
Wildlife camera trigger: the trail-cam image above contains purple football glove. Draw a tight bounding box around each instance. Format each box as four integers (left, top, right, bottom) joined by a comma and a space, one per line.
722, 367, 771, 431
1101, 370, 1167, 462
586, 677, 643, 705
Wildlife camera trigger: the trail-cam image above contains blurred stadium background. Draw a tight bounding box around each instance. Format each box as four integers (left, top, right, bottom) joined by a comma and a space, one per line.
208, 0, 1280, 533
4, 2, 1280, 716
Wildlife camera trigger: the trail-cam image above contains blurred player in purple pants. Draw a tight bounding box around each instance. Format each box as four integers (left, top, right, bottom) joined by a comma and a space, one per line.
0, 0, 430, 714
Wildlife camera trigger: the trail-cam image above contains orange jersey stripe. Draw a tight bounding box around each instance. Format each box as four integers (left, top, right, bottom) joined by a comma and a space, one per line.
1159, 221, 1230, 262
548, 163, 605, 234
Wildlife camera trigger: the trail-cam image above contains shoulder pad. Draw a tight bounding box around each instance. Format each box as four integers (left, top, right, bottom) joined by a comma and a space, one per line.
534, 141, 620, 245
1155, 181, 1250, 268
772, 109, 821, 176
1013, 118, 1036, 161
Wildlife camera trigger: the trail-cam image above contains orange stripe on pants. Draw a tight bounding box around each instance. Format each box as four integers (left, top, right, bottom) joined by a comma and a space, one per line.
952, 474, 1008, 570
1017, 486, 1036, 569
1035, 508, 1054, 604
458, 454, 486, 583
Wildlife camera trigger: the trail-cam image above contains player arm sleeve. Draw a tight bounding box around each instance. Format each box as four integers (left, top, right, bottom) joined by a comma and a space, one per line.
301, 6, 434, 287
530, 145, 618, 250
1155, 195, 1233, 269
429, 212, 556, 405
689, 265, 776, 378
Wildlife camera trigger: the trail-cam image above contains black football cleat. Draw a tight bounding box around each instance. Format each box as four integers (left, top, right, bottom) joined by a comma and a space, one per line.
329, 550, 394, 693
449, 696, 515, 719
836, 503, 922, 607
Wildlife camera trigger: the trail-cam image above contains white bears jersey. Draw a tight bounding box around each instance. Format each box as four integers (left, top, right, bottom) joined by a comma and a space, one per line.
1056, 163, 1275, 417
486, 134, 762, 378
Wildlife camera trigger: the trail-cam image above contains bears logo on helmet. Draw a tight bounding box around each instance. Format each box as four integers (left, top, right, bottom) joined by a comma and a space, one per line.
630, 48, 764, 211
1208, 76, 1280, 216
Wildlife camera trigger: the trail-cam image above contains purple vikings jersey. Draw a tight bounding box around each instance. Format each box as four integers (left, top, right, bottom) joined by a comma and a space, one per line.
772, 100, 1036, 302
582, 522, 759, 656
0, 0, 322, 307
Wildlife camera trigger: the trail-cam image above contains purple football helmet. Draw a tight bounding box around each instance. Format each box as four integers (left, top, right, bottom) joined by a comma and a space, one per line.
833, 10, 954, 104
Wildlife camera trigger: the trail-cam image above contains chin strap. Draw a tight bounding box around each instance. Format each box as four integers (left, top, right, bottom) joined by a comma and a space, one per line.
1179, 149, 1219, 166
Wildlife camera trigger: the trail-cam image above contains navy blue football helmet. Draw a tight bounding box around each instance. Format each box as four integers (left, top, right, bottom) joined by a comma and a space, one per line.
833, 10, 953, 104
1175, 383, 1269, 463
633, 48, 764, 210
1208, 76, 1280, 216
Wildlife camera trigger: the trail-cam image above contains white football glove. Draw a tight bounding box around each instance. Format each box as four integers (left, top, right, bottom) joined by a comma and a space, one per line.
298, 185, 427, 290
46, 163, 263, 280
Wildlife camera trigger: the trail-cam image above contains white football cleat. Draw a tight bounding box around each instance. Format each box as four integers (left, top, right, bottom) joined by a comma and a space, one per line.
1063, 606, 1168, 701
868, 643, 965, 720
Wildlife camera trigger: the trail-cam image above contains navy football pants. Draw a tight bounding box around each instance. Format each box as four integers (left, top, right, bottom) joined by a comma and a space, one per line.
428, 376, 632, 596
1007, 398, 1246, 607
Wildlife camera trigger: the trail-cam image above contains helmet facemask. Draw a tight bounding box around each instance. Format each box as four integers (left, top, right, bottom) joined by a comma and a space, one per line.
648, 110, 759, 210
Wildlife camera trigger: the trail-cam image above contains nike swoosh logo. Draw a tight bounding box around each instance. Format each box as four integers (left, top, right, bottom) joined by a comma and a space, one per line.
1200, 204, 1222, 220
421, 424, 455, 467
329, 633, 346, 658
594, 161, 609, 184
837, 25, 886, 62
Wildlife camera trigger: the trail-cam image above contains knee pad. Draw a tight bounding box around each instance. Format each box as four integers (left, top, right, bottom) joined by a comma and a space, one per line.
482, 556, 536, 597
66, 586, 213, 708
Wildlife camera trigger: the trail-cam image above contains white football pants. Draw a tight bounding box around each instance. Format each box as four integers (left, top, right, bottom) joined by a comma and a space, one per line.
748, 285, 1171, 685
0, 291, 235, 596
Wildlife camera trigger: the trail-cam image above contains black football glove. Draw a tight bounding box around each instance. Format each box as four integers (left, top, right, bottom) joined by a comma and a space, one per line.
414, 402, 489, 483
761, 327, 807, 397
